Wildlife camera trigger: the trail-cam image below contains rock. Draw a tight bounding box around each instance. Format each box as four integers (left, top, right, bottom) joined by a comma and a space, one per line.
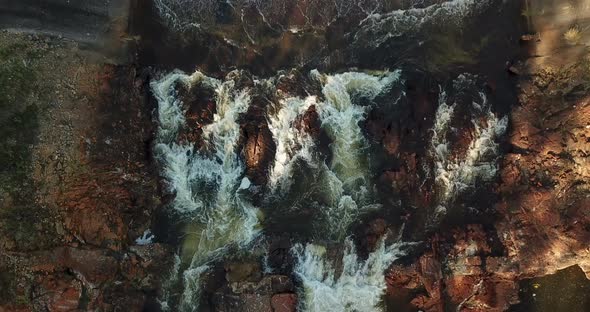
213, 293, 273, 312
213, 275, 295, 312
507, 65, 521, 75
243, 123, 276, 186
225, 262, 262, 283
364, 218, 388, 252
419, 254, 442, 294
520, 34, 540, 42
271, 293, 297, 312
295, 105, 322, 139
382, 123, 401, 155
31, 274, 82, 312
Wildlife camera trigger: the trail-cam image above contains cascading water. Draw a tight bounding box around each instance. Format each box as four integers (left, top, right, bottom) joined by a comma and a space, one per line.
264, 70, 402, 239
152, 70, 261, 310
147, 0, 510, 310
292, 238, 407, 312
152, 68, 407, 310
429, 74, 508, 212
311, 70, 402, 239
267, 95, 318, 193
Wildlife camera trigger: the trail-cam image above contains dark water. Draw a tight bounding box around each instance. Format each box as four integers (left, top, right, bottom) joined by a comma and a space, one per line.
511, 265, 590, 312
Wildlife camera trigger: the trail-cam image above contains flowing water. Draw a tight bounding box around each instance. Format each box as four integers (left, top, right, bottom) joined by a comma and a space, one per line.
267, 95, 317, 194
147, 0, 518, 311
292, 238, 407, 312
152, 70, 261, 309
429, 75, 508, 210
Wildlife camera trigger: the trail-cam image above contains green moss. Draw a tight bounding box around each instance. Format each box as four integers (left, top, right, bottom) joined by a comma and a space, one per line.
0, 36, 56, 251
0, 270, 16, 304
1, 200, 55, 250
0, 39, 41, 187
0, 44, 39, 112
0, 105, 39, 188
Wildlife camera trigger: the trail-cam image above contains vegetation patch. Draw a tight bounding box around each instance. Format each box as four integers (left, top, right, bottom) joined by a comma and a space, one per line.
0, 33, 57, 251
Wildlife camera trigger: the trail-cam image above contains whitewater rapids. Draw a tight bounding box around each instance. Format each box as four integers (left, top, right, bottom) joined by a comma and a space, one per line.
429, 74, 508, 211
152, 70, 260, 310
150, 66, 506, 312
293, 238, 407, 312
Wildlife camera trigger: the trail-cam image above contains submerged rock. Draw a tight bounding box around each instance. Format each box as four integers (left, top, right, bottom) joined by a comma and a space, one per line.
213, 274, 296, 312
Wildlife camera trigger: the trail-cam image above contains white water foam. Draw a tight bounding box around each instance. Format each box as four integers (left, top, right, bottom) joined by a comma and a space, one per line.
312, 70, 401, 239
430, 76, 507, 204
267, 95, 318, 193
293, 238, 406, 312
264, 70, 401, 239
152, 68, 405, 309
151, 70, 261, 311
355, 0, 491, 49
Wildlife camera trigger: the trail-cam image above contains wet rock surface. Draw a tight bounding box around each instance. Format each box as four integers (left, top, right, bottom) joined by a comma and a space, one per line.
212, 273, 296, 312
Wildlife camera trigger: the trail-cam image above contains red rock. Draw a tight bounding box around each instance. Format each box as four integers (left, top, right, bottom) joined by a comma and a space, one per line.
32, 275, 82, 312
243, 123, 276, 185
271, 293, 297, 312
419, 254, 442, 294
383, 125, 401, 155
50, 286, 81, 312
0, 306, 31, 312
295, 105, 321, 138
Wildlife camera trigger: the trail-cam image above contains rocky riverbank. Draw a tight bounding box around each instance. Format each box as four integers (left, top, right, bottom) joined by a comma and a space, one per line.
0, 30, 171, 311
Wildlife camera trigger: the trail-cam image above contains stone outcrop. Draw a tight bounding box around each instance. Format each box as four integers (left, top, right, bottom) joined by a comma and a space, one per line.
0, 31, 167, 311
213, 265, 297, 312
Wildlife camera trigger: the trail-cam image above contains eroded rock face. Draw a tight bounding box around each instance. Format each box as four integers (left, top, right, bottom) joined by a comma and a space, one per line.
386, 225, 519, 312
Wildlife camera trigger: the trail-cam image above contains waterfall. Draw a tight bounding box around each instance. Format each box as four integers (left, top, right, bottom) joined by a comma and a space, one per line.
152, 67, 416, 311
312, 70, 401, 239
151, 70, 261, 310
430, 75, 508, 205
265, 70, 401, 239
293, 238, 407, 312
267, 95, 319, 193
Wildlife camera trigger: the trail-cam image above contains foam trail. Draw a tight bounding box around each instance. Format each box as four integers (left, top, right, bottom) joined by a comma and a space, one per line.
355, 0, 492, 49
430, 87, 455, 198
449, 93, 508, 195
151, 70, 260, 311
293, 238, 406, 312
264, 70, 401, 238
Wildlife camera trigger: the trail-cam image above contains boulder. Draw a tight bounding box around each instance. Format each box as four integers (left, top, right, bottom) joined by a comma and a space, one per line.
271, 293, 297, 312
